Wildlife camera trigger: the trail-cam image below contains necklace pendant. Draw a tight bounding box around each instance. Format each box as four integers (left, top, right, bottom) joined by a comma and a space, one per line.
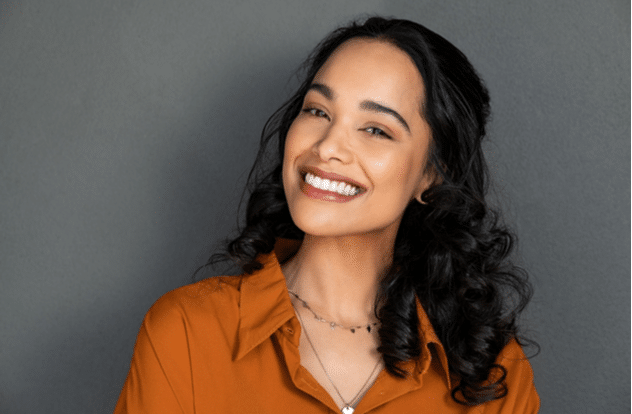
342, 406, 354, 414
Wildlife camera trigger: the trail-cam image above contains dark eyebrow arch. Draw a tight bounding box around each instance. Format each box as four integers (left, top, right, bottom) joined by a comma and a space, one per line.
307, 82, 411, 133
360, 100, 410, 133
307, 83, 334, 100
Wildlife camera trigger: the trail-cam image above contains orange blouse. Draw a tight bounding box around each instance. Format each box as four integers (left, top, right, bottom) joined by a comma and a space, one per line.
115, 241, 539, 413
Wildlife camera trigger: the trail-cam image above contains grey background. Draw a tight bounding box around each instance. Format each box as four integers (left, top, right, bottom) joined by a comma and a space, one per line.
0, 0, 629, 413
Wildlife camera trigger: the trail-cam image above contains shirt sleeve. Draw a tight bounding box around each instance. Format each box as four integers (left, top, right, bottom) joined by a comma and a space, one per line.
482, 338, 540, 414
114, 297, 194, 414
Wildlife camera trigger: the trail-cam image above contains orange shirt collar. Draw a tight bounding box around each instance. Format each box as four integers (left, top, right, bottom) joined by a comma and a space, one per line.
234, 239, 451, 389
234, 242, 297, 361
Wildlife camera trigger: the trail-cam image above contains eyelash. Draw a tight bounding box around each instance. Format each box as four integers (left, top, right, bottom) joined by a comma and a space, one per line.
302, 107, 392, 140
303, 107, 329, 119
365, 127, 391, 139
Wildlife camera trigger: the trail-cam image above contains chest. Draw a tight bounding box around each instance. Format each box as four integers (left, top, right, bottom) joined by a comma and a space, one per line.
187, 325, 464, 413
296, 318, 383, 412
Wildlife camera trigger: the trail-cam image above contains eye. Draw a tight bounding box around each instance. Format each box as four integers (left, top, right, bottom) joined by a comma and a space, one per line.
365, 126, 392, 139
303, 107, 329, 120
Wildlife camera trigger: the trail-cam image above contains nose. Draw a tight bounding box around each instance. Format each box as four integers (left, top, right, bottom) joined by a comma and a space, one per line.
312, 120, 353, 164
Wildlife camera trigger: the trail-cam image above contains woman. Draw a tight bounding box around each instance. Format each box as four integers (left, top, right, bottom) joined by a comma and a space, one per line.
115, 17, 539, 413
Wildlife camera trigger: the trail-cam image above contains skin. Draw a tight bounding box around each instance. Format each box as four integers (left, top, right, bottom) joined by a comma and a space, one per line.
280, 38, 435, 408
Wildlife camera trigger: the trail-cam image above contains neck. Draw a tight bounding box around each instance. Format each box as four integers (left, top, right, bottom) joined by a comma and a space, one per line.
282, 233, 395, 325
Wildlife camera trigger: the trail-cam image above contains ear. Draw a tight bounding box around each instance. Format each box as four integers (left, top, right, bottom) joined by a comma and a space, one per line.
414, 166, 442, 204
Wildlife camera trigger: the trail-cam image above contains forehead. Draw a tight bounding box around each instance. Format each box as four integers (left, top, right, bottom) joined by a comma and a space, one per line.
312, 38, 425, 111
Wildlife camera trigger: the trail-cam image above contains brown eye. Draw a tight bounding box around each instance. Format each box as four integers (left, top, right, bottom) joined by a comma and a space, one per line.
303, 108, 329, 119
365, 126, 391, 139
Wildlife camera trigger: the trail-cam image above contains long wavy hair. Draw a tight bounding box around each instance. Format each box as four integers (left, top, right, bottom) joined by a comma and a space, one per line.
205, 16, 534, 406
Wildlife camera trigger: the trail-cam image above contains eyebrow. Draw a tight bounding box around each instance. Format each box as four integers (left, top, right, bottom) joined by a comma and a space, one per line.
307, 82, 411, 133
359, 100, 410, 133
308, 83, 334, 100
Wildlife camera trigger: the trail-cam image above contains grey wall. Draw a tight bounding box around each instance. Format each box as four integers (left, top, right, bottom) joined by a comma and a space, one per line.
1, 1, 628, 413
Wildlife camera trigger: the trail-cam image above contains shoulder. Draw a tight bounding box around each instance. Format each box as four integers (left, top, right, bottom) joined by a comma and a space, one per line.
495, 338, 536, 379
143, 275, 243, 338
485, 338, 540, 413
116, 276, 245, 413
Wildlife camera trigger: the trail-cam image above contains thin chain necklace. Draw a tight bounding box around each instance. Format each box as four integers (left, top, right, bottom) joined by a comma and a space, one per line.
288, 291, 379, 333
292, 296, 382, 414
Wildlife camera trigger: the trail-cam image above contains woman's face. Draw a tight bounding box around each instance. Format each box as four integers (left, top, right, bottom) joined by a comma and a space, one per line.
282, 38, 434, 240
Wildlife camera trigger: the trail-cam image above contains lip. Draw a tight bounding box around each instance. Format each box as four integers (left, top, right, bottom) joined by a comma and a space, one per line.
298, 166, 367, 203
300, 167, 368, 191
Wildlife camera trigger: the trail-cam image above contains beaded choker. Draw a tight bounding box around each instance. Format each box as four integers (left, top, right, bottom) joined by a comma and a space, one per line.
288, 291, 379, 333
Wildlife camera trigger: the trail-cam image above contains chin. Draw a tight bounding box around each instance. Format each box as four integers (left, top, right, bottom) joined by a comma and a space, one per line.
289, 209, 344, 237
290, 211, 398, 240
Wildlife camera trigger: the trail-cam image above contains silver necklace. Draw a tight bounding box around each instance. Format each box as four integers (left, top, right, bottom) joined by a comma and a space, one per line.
288, 291, 379, 333
293, 297, 382, 414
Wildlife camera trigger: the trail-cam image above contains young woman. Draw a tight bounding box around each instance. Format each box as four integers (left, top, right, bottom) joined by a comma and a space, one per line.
115, 17, 539, 413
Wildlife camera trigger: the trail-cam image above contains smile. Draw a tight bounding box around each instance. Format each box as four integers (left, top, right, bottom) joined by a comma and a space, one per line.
304, 172, 361, 196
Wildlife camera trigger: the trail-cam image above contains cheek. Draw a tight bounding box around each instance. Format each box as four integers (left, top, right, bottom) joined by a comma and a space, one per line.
283, 121, 308, 162
282, 123, 307, 192
373, 152, 425, 201
283, 123, 299, 166
370, 152, 414, 186
393, 161, 416, 186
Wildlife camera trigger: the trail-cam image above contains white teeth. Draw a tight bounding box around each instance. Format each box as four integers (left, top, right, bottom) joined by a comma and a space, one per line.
304, 172, 360, 196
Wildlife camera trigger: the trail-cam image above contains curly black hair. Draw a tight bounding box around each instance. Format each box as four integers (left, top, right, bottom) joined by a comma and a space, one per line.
204, 16, 534, 406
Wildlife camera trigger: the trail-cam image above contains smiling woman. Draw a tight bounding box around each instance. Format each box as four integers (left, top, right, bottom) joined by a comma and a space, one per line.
115, 17, 539, 414
283, 39, 433, 240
